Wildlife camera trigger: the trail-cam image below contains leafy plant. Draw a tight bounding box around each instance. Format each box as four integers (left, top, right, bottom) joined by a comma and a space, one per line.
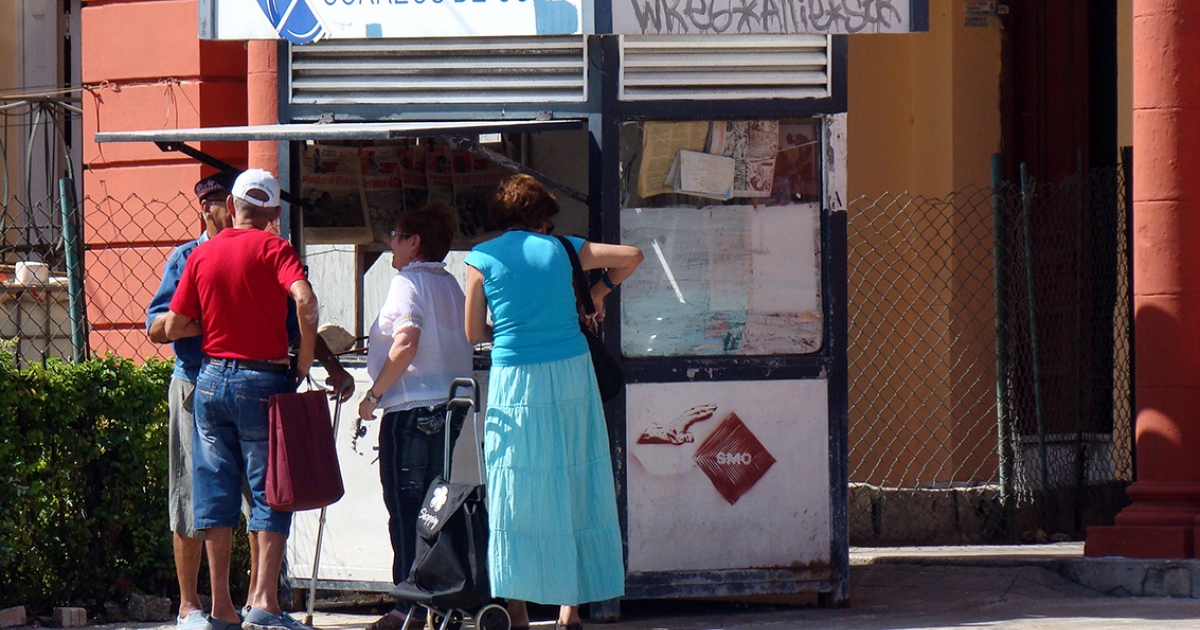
0, 352, 175, 613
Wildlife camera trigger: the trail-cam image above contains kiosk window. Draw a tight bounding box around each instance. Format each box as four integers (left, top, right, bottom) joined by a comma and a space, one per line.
618, 119, 823, 357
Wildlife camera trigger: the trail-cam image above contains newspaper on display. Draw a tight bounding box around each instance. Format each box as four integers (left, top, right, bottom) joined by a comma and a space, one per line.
299, 142, 516, 243
361, 146, 404, 242
299, 144, 372, 244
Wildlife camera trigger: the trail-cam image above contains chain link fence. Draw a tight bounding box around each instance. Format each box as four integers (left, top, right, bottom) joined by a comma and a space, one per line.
848, 161, 1133, 545
81, 193, 203, 363
1, 192, 197, 368
1, 192, 75, 367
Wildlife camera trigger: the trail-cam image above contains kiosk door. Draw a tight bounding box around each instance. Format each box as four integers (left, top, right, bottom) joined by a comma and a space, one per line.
613, 116, 848, 601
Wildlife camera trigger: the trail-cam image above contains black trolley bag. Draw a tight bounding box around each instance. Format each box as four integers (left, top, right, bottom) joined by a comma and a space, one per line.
390, 377, 510, 630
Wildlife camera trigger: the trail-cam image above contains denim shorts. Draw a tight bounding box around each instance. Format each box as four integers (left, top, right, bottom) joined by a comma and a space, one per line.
192, 362, 291, 535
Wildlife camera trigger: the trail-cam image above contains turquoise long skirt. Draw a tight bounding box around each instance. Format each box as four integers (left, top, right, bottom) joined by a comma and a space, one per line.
483, 352, 625, 605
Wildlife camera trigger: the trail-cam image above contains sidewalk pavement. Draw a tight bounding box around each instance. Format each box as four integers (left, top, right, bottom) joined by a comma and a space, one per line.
90, 544, 1200, 630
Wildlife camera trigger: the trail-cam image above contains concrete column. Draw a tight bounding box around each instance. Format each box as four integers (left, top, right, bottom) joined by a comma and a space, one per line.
247, 40, 278, 173
1086, 0, 1200, 559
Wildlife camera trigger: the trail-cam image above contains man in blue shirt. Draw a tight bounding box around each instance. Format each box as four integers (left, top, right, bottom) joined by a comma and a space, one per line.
147, 172, 239, 630
148, 173, 355, 630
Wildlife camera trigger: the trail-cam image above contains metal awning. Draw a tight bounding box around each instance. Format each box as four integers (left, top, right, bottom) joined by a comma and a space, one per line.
93, 119, 589, 205
93, 119, 584, 143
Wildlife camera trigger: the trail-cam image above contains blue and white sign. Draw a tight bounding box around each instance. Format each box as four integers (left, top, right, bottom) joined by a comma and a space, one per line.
201, 0, 583, 42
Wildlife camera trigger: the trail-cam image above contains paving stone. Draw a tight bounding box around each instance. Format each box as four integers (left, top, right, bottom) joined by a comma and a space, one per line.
1143, 566, 1192, 598
128, 593, 172, 622
52, 608, 87, 628
0, 606, 26, 628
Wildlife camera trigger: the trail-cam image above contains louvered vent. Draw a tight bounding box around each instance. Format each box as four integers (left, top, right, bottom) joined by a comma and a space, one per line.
620, 35, 830, 101
289, 36, 588, 106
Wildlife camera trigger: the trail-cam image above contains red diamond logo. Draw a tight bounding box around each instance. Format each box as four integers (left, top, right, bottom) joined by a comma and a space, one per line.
693, 412, 775, 505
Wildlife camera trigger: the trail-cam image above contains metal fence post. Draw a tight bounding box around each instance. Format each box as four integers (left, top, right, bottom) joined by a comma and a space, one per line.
991, 154, 1014, 526
1020, 163, 1052, 519
1121, 145, 1136, 480
58, 177, 87, 362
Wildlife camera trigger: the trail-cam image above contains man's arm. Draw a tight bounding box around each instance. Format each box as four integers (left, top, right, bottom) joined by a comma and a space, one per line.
315, 334, 355, 402
358, 327, 419, 420
162, 310, 203, 340
288, 279, 319, 382
147, 245, 190, 344
148, 315, 171, 344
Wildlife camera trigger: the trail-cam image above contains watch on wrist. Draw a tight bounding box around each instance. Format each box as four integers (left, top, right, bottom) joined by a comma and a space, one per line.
366, 389, 382, 405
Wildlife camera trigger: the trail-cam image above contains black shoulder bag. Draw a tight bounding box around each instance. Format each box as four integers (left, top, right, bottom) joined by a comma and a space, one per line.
554, 235, 625, 402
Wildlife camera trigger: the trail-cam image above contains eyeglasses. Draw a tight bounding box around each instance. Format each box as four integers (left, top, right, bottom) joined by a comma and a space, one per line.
390, 230, 414, 240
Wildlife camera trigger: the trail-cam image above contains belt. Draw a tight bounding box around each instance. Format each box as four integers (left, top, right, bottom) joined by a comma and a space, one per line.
204, 357, 289, 374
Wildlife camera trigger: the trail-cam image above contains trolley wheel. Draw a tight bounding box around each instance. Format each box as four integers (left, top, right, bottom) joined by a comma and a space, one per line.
475, 604, 510, 630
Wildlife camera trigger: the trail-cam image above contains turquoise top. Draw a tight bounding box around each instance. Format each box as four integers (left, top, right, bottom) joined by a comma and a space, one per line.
464, 231, 588, 366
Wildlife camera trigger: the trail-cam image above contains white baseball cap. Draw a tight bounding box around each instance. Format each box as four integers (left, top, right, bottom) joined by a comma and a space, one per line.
231, 169, 281, 208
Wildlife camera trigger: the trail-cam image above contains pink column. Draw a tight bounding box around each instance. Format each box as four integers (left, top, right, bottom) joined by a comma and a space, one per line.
1086, 0, 1200, 559
247, 40, 278, 173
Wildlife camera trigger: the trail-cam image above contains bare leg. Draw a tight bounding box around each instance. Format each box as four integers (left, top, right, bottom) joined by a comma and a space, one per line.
174, 533, 205, 617
246, 531, 261, 611
247, 530, 288, 615
557, 606, 581, 626
507, 601, 529, 627
205, 527, 240, 624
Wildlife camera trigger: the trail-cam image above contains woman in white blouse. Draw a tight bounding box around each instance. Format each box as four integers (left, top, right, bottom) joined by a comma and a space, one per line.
359, 201, 474, 630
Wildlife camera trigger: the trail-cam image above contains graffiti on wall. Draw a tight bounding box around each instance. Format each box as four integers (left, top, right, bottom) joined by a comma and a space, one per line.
615, 0, 908, 35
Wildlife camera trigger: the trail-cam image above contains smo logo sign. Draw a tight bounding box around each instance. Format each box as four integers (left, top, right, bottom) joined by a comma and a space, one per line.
203, 0, 583, 42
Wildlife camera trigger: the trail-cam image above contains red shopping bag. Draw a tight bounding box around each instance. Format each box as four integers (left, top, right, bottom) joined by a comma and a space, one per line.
266, 390, 345, 511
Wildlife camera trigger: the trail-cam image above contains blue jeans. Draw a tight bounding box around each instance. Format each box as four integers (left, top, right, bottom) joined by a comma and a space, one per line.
193, 362, 291, 536
379, 403, 465, 587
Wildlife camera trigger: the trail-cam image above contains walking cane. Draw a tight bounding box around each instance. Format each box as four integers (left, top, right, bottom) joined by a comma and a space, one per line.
304, 379, 351, 626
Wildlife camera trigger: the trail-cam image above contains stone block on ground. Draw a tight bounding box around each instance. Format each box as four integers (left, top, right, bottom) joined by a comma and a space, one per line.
129, 592, 173, 622
877, 488, 958, 544
1143, 566, 1192, 598
848, 483, 878, 543
955, 485, 1003, 542
52, 607, 86, 628
0, 606, 26, 628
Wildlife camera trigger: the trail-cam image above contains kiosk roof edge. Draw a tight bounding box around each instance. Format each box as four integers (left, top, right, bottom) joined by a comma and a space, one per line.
94, 119, 585, 144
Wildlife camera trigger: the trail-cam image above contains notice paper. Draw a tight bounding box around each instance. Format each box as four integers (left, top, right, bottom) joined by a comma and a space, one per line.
638, 121, 712, 198
664, 150, 735, 200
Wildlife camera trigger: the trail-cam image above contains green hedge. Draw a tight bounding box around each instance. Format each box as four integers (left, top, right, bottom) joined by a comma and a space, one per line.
0, 351, 176, 613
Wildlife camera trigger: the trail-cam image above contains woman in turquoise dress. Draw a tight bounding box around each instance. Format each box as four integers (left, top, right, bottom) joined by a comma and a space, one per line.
463, 175, 643, 630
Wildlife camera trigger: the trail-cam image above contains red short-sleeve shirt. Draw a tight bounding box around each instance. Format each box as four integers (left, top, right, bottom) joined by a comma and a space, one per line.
170, 228, 308, 360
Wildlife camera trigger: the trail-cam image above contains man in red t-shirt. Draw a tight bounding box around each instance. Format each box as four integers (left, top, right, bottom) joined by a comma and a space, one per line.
162, 169, 319, 630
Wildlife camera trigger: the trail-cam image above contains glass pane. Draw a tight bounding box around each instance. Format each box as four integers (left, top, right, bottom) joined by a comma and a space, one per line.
618, 119, 823, 357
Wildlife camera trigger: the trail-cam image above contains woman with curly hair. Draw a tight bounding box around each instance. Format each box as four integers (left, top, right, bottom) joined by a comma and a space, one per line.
464, 175, 643, 630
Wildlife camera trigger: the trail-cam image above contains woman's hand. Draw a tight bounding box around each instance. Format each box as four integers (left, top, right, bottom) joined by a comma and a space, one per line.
593, 296, 606, 322
358, 395, 378, 421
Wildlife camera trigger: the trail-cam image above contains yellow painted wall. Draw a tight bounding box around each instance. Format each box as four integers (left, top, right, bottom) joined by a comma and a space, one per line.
1118, 0, 1132, 150
848, 0, 1000, 199
0, 5, 16, 90
2, 2, 20, 238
